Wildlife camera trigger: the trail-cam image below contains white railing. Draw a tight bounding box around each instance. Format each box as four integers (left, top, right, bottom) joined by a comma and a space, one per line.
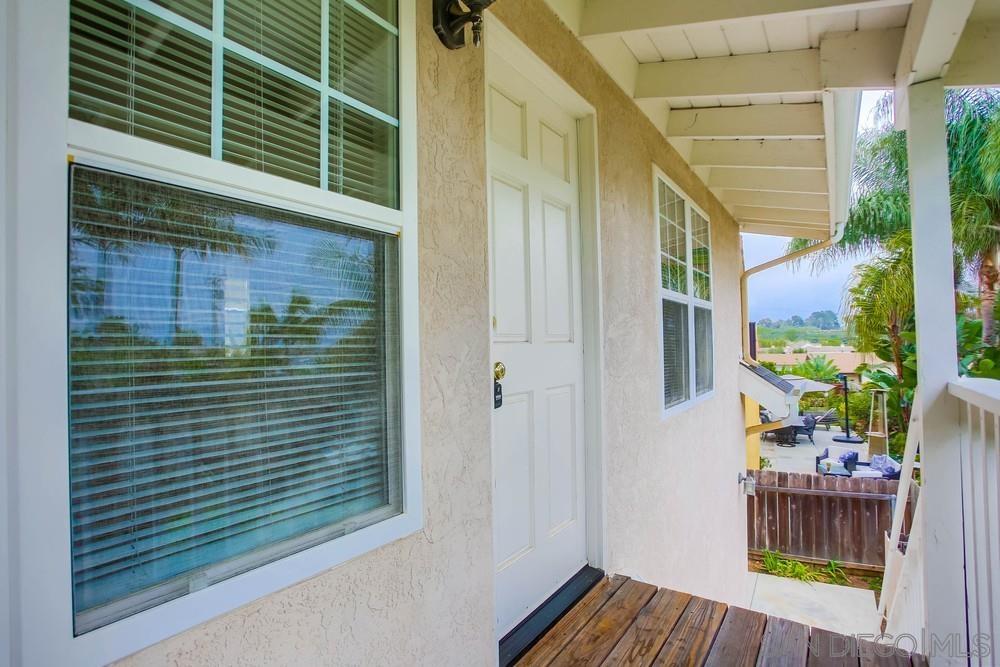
879, 389, 922, 624
949, 377, 1000, 664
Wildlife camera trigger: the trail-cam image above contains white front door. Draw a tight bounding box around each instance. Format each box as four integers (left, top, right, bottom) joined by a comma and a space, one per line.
488, 53, 587, 635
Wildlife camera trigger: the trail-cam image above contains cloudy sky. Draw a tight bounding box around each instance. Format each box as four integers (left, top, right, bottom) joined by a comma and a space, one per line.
743, 91, 882, 322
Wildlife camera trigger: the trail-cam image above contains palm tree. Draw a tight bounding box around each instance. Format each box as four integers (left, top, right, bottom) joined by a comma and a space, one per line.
842, 230, 916, 381
790, 89, 1000, 343
147, 201, 273, 344
71, 170, 273, 342
70, 176, 163, 321
790, 355, 840, 382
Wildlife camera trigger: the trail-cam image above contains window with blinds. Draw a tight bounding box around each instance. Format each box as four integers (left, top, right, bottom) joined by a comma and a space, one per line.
656, 177, 714, 411
69, 0, 400, 208
68, 164, 402, 634
662, 300, 690, 408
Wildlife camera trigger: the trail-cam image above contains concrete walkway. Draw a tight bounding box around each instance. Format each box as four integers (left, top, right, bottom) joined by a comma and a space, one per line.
746, 572, 881, 637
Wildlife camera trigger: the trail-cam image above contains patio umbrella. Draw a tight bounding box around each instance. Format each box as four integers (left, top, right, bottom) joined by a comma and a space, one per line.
781, 375, 837, 394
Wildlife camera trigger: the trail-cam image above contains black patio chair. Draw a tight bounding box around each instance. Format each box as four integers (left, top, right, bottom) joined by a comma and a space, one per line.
794, 415, 818, 444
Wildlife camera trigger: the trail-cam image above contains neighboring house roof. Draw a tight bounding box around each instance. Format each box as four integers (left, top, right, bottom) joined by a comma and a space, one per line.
756, 352, 888, 375
743, 361, 795, 393
738, 360, 799, 418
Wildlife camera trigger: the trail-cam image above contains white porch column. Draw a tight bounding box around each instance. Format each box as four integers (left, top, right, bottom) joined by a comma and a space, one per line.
905, 78, 967, 663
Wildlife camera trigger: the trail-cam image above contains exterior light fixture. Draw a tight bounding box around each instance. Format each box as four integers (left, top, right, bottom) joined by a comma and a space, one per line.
433, 0, 498, 49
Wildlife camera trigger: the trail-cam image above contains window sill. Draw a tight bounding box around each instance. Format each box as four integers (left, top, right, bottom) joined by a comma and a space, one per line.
661, 389, 715, 422
56, 510, 422, 666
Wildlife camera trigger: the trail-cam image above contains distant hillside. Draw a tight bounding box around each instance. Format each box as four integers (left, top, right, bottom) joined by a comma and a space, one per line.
755, 325, 852, 350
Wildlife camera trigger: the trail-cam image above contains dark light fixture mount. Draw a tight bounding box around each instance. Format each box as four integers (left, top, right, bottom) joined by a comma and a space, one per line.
433, 0, 498, 49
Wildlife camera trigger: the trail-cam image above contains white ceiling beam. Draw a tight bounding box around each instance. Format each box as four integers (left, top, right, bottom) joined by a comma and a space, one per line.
636, 29, 900, 100
635, 49, 820, 100
579, 0, 911, 38
735, 206, 831, 225
820, 28, 904, 89
943, 21, 1000, 88
740, 222, 830, 239
722, 190, 830, 210
708, 168, 829, 194
690, 140, 826, 169
666, 104, 825, 140
894, 0, 976, 129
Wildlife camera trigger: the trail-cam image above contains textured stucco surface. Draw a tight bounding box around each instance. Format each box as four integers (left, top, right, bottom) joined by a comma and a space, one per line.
117, 1, 748, 664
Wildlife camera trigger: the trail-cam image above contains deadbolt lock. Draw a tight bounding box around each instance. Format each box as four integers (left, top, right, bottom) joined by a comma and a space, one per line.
493, 361, 506, 381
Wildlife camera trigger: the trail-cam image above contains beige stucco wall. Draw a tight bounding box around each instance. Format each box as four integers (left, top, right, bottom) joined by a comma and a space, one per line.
118, 1, 748, 664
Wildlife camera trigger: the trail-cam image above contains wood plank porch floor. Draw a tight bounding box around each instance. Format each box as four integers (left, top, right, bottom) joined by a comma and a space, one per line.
514, 575, 926, 666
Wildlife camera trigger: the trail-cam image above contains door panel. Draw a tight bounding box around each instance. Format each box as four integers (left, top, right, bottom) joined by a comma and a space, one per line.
493, 391, 534, 568
545, 385, 576, 533
542, 199, 573, 341
489, 54, 586, 635
491, 176, 531, 341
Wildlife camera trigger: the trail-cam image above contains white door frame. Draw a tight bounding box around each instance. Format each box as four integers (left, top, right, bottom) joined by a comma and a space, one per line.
484, 15, 606, 610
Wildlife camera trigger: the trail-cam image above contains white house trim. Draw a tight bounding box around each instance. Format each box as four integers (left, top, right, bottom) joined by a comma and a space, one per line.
653, 167, 716, 421
579, 0, 910, 38
905, 78, 967, 664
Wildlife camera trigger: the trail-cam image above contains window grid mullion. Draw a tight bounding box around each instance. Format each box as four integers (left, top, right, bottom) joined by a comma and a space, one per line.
119, 0, 399, 129
210, 0, 224, 160
684, 201, 696, 402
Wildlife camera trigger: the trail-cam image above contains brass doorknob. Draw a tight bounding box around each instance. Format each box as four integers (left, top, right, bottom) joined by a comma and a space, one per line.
493, 361, 506, 381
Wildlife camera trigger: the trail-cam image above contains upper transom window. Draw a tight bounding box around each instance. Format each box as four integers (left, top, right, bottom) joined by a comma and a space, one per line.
68, 0, 400, 208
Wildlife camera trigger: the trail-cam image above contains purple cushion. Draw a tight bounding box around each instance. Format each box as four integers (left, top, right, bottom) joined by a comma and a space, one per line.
838, 450, 859, 465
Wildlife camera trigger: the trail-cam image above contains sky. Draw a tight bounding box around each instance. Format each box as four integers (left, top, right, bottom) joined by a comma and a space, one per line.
742, 91, 883, 323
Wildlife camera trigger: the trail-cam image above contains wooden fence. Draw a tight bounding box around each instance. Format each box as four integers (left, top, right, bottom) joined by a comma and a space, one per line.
746, 470, 914, 569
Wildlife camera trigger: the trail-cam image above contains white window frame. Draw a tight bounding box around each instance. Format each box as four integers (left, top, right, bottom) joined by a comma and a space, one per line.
653, 168, 715, 420
7, 1, 420, 664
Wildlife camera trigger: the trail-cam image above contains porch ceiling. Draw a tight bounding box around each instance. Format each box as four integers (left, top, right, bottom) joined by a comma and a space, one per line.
546, 0, 1000, 240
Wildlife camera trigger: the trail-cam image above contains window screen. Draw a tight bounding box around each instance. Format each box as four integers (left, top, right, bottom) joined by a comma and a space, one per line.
662, 299, 689, 408
69, 0, 399, 208
695, 306, 713, 395
68, 164, 402, 634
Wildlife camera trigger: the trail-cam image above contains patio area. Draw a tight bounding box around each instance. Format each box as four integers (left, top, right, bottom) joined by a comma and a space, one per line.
760, 426, 870, 474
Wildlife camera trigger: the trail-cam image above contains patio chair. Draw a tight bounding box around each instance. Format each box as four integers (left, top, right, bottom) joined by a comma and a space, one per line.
815, 445, 859, 476
793, 415, 818, 444
807, 408, 838, 431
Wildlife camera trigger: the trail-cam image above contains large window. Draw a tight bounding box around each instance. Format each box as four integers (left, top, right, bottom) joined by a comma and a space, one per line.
656, 176, 713, 412
68, 165, 402, 633
69, 0, 399, 208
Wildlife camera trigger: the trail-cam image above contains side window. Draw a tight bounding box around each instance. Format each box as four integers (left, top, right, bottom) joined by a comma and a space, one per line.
656, 176, 714, 412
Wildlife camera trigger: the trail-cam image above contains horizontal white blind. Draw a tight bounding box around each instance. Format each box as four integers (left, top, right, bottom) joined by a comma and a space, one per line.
69, 0, 400, 208
69, 0, 213, 155
222, 52, 322, 187
68, 165, 402, 633
225, 0, 323, 79
662, 299, 689, 408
